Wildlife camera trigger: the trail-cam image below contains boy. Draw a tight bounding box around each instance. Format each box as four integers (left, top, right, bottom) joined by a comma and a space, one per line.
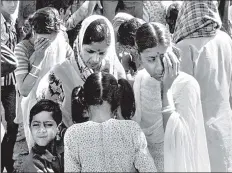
1, 1, 19, 172
22, 99, 65, 173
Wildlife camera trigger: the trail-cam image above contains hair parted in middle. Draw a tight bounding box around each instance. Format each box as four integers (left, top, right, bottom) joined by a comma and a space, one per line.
72, 72, 135, 123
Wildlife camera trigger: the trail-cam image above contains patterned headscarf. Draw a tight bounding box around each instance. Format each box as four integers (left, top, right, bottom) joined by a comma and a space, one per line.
173, 1, 222, 43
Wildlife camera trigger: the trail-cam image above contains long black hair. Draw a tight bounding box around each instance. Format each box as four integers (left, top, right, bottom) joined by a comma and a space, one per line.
72, 72, 135, 123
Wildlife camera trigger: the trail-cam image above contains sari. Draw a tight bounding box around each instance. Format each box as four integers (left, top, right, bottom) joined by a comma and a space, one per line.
20, 32, 72, 151
53, 15, 126, 127
133, 69, 211, 172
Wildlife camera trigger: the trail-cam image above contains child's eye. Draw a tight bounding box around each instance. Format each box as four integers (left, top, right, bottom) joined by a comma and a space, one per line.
32, 124, 39, 127
148, 58, 155, 62
99, 52, 105, 55
45, 123, 54, 127
87, 50, 95, 54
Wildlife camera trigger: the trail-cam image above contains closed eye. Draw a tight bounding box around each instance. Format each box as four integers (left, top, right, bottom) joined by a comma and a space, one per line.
87, 50, 95, 54
99, 52, 105, 55
32, 123, 40, 127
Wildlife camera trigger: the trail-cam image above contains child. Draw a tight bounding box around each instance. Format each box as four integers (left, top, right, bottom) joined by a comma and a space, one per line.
22, 99, 65, 173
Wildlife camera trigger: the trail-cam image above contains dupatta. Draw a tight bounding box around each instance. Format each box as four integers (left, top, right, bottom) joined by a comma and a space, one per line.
73, 15, 125, 82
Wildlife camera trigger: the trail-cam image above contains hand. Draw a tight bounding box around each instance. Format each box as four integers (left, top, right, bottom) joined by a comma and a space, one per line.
161, 51, 180, 91
87, 0, 102, 16
33, 38, 51, 66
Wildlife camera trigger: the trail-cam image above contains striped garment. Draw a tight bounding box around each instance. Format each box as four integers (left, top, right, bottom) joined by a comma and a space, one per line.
1, 14, 17, 86
14, 40, 34, 77
173, 1, 222, 43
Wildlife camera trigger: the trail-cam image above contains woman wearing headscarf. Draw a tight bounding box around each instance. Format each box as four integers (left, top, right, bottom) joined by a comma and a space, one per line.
53, 15, 126, 127
174, 1, 232, 171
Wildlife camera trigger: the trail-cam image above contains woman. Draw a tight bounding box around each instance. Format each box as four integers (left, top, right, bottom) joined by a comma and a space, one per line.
134, 22, 211, 172
64, 72, 157, 172
53, 15, 126, 127
173, 1, 232, 171
15, 7, 74, 151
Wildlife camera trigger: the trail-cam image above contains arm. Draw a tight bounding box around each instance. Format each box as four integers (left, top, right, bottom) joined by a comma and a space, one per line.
65, 1, 89, 31
14, 44, 40, 97
133, 123, 157, 172
64, 127, 81, 172
15, 39, 50, 97
1, 44, 17, 77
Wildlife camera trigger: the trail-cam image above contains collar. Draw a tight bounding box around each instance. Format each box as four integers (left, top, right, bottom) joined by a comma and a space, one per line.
32, 140, 64, 163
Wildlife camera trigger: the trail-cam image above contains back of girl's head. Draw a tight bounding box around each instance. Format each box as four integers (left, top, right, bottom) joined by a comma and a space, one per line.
117, 18, 144, 47
136, 22, 171, 53
83, 19, 111, 45
30, 7, 61, 34
72, 72, 135, 123
29, 99, 62, 126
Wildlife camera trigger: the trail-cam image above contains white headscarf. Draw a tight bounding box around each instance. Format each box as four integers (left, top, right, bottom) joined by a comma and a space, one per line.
73, 15, 124, 82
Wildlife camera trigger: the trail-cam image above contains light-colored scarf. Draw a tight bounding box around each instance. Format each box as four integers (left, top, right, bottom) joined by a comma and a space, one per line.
73, 15, 124, 82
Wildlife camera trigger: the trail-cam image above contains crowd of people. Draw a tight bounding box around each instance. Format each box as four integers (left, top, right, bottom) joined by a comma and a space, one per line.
1, 0, 232, 172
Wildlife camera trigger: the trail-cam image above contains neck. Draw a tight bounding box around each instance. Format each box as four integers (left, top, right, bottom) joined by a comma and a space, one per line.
89, 106, 112, 123
33, 140, 55, 155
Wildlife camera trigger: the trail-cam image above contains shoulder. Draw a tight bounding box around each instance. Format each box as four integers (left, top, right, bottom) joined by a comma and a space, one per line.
64, 122, 92, 140
174, 72, 200, 93
116, 120, 141, 132
21, 152, 37, 172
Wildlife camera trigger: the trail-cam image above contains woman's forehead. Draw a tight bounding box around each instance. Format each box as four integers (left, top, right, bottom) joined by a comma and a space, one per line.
141, 45, 169, 56
83, 41, 109, 52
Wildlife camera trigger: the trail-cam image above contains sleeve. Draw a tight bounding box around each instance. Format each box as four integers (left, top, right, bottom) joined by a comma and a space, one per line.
1, 43, 17, 77
164, 80, 210, 172
65, 1, 89, 31
176, 41, 194, 76
14, 43, 29, 76
133, 123, 157, 172
64, 127, 81, 172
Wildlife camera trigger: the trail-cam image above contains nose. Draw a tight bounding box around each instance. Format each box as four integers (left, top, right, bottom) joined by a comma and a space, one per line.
38, 124, 47, 133
90, 54, 100, 64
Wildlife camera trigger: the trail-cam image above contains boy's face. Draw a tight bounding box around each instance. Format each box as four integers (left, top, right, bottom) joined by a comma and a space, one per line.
1, 1, 18, 15
30, 111, 58, 146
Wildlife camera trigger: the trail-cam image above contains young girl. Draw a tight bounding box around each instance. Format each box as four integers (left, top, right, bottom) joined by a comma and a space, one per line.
134, 22, 211, 171
64, 72, 156, 172
22, 99, 64, 173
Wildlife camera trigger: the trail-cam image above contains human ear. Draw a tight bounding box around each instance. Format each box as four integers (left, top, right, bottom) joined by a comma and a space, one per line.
59, 8, 64, 15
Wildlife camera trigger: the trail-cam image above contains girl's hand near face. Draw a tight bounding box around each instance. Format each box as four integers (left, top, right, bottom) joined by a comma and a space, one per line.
161, 50, 180, 91
32, 38, 51, 66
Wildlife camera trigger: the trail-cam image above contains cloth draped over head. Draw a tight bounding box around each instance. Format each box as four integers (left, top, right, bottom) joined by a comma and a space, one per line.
173, 1, 222, 43
73, 15, 119, 82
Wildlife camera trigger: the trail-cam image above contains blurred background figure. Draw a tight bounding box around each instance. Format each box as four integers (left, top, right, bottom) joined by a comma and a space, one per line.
166, 2, 181, 34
